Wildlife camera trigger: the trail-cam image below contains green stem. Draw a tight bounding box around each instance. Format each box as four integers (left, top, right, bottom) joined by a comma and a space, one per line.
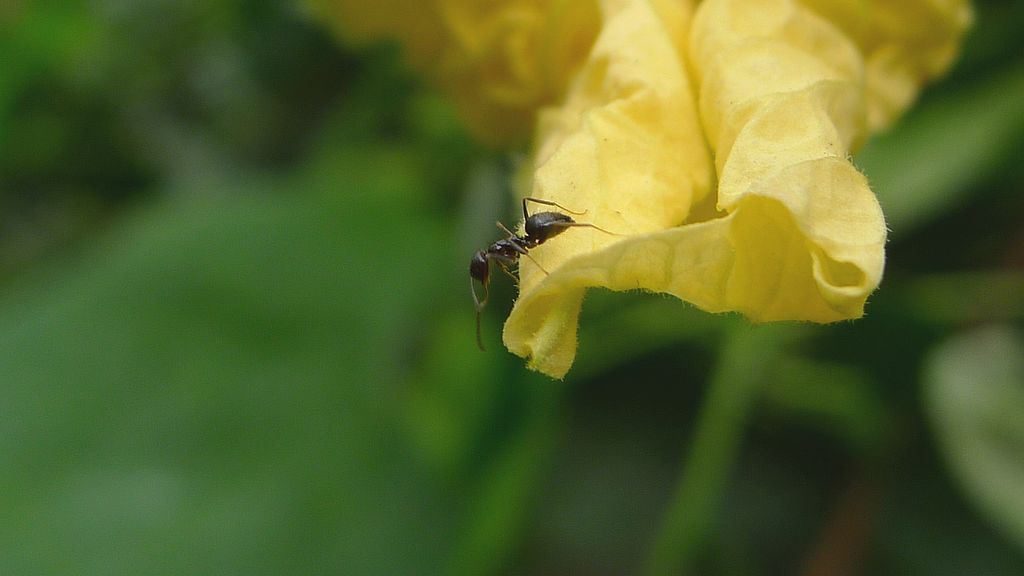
644, 326, 784, 576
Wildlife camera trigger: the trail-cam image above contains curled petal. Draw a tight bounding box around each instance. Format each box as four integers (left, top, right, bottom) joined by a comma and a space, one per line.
690, 0, 888, 316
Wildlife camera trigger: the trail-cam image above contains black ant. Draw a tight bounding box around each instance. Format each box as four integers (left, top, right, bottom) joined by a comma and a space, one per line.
470, 197, 616, 350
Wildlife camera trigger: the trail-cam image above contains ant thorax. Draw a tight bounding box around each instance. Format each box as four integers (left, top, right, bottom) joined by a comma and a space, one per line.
489, 237, 528, 261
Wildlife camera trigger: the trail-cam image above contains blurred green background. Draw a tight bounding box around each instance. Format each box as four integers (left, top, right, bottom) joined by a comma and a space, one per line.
1, 1, 1023, 575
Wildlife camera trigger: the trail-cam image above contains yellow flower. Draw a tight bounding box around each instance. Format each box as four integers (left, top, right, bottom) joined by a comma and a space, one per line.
316, 0, 971, 378
310, 0, 601, 146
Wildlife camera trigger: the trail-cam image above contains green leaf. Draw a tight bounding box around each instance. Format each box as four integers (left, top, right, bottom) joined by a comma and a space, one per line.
0, 179, 457, 574
924, 325, 1024, 552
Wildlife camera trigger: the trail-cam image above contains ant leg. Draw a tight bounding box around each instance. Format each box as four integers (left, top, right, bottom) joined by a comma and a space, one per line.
496, 260, 519, 283
523, 197, 587, 219
475, 310, 486, 351
521, 252, 549, 276
471, 274, 489, 311
547, 221, 622, 236
495, 257, 547, 284
471, 276, 489, 351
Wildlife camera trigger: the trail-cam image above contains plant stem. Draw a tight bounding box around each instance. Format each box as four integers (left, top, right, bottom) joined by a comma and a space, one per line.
644, 325, 784, 576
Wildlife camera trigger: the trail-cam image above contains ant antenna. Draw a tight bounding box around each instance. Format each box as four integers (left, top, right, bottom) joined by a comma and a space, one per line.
549, 221, 622, 237
496, 221, 518, 239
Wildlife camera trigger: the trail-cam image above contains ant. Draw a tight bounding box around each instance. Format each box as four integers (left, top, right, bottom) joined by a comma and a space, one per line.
470, 197, 616, 350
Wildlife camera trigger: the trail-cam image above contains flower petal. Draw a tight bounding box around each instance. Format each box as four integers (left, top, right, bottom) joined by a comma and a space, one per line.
690, 0, 888, 315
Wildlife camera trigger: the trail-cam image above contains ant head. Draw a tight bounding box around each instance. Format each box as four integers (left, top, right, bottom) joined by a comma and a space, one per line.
469, 250, 489, 285
525, 212, 575, 243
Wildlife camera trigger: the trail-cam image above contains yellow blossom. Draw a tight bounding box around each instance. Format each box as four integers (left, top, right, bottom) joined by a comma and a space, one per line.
316, 0, 971, 378
311, 0, 601, 146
